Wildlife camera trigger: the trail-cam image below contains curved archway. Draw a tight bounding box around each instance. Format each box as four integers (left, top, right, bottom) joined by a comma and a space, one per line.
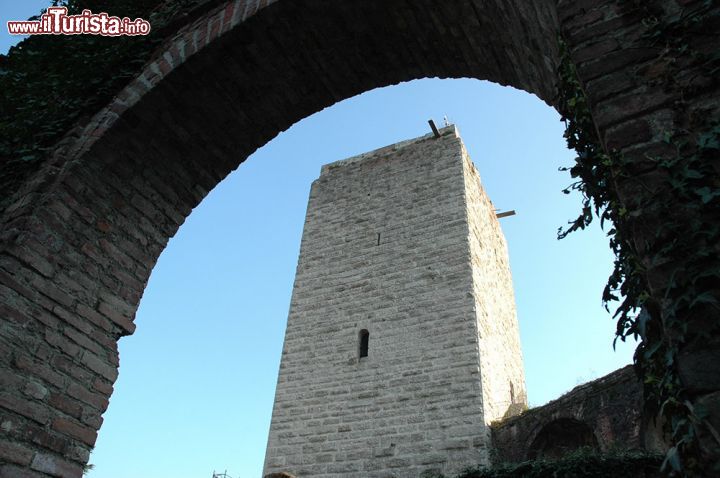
527, 418, 599, 461
83, 77, 636, 476
1, 0, 561, 472
2, 0, 715, 475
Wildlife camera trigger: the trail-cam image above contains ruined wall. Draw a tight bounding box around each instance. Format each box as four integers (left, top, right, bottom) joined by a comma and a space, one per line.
263, 126, 525, 478
0, 1, 562, 470
1, 0, 718, 475
491, 366, 644, 464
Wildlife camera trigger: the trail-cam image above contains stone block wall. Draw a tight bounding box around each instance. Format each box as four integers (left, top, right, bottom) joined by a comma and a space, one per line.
2, 0, 718, 474
263, 126, 525, 478
461, 147, 527, 424
491, 365, 644, 464
0, 1, 561, 474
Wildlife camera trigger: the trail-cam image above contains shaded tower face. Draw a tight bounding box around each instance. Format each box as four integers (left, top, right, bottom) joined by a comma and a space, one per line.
263, 126, 526, 478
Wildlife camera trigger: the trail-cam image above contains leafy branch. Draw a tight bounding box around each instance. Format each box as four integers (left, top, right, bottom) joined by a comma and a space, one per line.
557, 1, 720, 474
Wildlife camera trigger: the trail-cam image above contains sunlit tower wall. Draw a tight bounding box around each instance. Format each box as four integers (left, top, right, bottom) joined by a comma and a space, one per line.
263, 125, 526, 478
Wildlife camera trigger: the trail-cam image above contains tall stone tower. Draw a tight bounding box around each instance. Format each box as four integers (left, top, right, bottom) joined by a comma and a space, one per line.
263, 125, 526, 478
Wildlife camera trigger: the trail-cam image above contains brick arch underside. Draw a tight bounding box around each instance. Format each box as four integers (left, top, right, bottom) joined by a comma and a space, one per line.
0, 0, 561, 476
526, 418, 599, 460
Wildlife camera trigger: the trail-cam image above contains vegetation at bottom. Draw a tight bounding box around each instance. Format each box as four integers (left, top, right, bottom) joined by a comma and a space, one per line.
420, 449, 662, 478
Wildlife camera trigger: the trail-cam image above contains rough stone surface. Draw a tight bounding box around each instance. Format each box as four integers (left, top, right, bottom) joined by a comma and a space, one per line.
0, 0, 718, 475
491, 365, 644, 464
263, 126, 526, 478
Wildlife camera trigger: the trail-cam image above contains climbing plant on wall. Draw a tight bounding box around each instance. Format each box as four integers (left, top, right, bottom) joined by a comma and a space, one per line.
1, 0, 718, 475
556, 0, 720, 475
0, 0, 214, 211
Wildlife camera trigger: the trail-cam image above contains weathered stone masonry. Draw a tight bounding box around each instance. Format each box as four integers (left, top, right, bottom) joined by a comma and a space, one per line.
263, 126, 526, 478
1, 0, 718, 475
492, 365, 645, 464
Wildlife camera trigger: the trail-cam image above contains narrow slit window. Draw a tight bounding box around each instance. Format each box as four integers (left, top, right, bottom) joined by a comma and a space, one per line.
359, 329, 369, 358
377, 233, 381, 246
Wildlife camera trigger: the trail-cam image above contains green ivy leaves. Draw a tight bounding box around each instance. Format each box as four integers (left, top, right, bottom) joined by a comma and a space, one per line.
557, 1, 720, 474
0, 0, 188, 210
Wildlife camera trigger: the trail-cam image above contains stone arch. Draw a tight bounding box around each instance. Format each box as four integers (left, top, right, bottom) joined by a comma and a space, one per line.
0, 1, 561, 472
526, 417, 599, 460
1, 0, 717, 475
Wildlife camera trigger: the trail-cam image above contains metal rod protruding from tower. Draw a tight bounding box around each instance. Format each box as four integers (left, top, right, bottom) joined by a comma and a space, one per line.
428, 119, 441, 138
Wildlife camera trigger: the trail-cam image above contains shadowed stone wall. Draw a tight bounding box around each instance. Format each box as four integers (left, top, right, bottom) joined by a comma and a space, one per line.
491, 366, 644, 464
0, 0, 718, 475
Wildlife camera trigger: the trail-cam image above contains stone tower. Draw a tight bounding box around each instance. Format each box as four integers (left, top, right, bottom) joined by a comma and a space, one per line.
263, 125, 526, 478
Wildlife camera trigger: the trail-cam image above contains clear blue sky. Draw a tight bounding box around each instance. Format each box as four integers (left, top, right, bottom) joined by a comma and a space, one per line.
3, 3, 636, 477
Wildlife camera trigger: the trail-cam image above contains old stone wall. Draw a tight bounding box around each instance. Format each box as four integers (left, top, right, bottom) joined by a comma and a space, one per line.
263, 126, 525, 478
1, 0, 718, 475
559, 1, 720, 467
0, 1, 563, 475
491, 365, 643, 464
462, 148, 527, 424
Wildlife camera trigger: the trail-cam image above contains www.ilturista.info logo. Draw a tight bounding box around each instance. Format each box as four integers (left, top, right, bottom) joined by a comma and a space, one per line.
7, 7, 151, 36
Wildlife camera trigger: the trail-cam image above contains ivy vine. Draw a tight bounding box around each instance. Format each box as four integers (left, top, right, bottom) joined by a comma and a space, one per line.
1, 0, 718, 475
0, 0, 214, 212
557, 1, 720, 476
